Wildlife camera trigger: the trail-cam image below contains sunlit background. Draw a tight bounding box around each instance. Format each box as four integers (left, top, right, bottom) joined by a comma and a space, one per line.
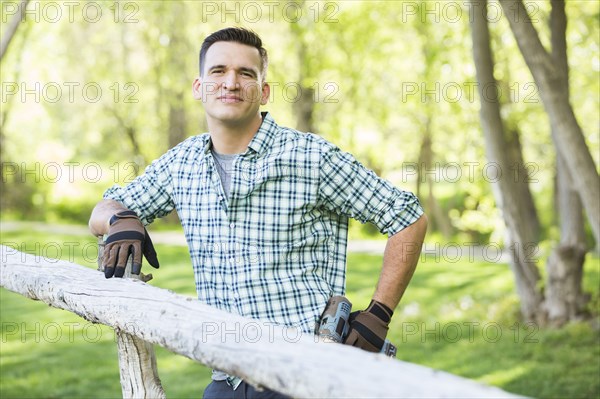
1, 1, 599, 398
2, 1, 597, 241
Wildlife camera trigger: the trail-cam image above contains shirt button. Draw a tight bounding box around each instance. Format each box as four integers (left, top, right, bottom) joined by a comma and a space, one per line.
229, 257, 235, 264
229, 223, 235, 229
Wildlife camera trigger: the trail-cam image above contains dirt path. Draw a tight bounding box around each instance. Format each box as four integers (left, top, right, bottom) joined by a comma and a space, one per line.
0, 221, 509, 261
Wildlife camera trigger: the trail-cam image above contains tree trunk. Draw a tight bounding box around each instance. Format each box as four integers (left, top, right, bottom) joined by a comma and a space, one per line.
166, 2, 188, 149
494, 45, 541, 243
294, 85, 315, 133
417, 121, 452, 238
0, 0, 30, 60
499, 0, 600, 248
105, 21, 148, 166
1, 16, 31, 177
543, 0, 589, 326
290, 1, 316, 133
414, 21, 453, 239
505, 127, 540, 242
168, 91, 187, 149
469, 0, 544, 323
545, 153, 589, 325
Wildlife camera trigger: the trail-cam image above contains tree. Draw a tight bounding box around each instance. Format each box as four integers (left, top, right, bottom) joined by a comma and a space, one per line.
469, 0, 544, 323
471, 0, 594, 326
164, 2, 190, 150
0, 0, 30, 61
414, 19, 453, 239
289, 0, 316, 133
498, 0, 600, 248
543, 0, 589, 325
0, 3, 34, 218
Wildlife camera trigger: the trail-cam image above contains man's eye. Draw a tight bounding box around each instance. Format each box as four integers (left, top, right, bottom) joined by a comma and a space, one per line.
211, 69, 223, 74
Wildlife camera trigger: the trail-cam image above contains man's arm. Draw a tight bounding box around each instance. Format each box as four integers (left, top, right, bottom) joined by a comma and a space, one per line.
89, 199, 128, 237
317, 143, 427, 351
373, 214, 428, 310
343, 214, 427, 352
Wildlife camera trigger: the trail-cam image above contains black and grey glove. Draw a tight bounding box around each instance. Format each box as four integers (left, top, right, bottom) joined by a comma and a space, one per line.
102, 210, 159, 278
343, 300, 393, 352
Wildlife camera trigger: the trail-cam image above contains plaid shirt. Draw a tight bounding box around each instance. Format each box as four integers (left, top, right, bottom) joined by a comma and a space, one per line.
104, 112, 423, 333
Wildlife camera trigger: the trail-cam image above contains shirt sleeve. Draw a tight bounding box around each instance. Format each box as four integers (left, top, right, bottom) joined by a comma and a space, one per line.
317, 142, 424, 237
103, 145, 180, 226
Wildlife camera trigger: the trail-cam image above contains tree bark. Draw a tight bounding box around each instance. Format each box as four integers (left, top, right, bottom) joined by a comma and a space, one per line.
505, 127, 540, 242
545, 153, 588, 325
543, 0, 589, 326
499, 0, 600, 248
469, 0, 544, 323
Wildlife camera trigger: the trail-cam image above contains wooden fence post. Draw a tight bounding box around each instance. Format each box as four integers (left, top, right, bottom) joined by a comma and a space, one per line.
98, 238, 166, 399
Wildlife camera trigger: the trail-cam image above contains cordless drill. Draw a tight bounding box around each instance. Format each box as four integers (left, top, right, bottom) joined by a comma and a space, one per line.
317, 295, 397, 357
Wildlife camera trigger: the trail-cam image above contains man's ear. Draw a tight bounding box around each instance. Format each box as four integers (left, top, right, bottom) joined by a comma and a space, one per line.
260, 82, 270, 105
192, 77, 202, 101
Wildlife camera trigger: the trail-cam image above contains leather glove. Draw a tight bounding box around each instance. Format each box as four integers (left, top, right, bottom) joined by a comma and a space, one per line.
102, 210, 159, 278
343, 300, 393, 352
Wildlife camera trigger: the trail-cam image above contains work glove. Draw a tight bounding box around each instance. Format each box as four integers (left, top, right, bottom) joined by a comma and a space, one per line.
102, 210, 159, 278
343, 299, 393, 353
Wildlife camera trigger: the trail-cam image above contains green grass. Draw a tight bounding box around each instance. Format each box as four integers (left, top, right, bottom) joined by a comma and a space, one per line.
1, 231, 599, 398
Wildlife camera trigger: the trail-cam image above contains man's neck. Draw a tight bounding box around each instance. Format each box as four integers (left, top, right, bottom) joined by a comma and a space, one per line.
208, 113, 263, 154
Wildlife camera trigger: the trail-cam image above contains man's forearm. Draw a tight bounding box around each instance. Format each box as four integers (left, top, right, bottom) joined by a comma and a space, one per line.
88, 199, 128, 237
372, 214, 428, 310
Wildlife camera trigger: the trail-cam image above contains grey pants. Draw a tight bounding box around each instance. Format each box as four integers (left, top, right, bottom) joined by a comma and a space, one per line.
203, 380, 291, 399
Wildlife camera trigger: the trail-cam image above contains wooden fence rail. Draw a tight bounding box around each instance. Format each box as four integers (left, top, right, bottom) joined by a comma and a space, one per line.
0, 245, 525, 398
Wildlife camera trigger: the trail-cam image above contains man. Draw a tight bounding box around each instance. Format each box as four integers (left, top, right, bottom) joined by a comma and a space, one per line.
89, 27, 427, 399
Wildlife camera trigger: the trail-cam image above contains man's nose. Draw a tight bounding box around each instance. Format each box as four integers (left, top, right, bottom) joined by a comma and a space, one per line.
222, 70, 239, 90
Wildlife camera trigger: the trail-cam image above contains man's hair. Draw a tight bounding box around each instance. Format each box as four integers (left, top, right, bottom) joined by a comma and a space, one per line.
199, 27, 268, 80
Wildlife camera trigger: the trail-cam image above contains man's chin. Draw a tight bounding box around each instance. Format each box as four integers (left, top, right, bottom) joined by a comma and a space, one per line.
208, 112, 254, 127
207, 107, 261, 125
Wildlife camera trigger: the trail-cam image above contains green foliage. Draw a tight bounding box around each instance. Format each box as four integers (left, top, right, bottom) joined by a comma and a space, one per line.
1, 1, 598, 239
1, 231, 598, 398
2, 3, 598, 396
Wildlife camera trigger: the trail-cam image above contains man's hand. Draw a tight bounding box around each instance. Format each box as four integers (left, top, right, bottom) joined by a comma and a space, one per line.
102, 210, 159, 278
343, 300, 393, 352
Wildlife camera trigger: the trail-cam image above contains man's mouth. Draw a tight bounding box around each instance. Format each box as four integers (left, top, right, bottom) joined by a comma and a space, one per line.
217, 95, 243, 103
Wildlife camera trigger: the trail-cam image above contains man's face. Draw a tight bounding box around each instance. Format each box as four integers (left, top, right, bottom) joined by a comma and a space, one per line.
193, 41, 269, 127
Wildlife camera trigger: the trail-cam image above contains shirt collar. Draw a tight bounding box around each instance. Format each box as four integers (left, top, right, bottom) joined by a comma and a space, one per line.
246, 112, 278, 156
201, 112, 278, 156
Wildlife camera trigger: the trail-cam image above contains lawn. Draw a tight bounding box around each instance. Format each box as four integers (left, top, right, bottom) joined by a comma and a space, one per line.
1, 229, 599, 398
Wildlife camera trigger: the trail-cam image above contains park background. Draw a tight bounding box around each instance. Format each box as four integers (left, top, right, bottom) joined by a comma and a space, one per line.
0, 0, 599, 398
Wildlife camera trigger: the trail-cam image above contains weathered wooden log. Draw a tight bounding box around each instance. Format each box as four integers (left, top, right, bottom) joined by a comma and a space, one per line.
0, 245, 526, 398
97, 238, 166, 399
